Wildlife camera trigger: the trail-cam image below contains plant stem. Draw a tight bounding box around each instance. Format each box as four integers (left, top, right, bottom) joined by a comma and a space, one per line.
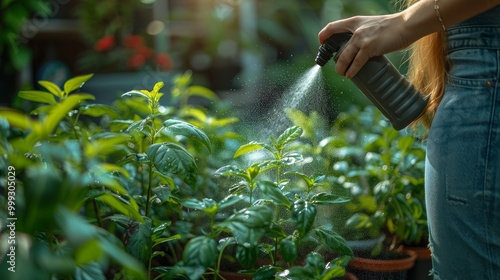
93, 198, 102, 227
214, 239, 231, 280
146, 114, 157, 218
145, 161, 154, 217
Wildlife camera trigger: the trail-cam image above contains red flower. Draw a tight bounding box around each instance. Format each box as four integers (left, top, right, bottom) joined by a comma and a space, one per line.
123, 35, 144, 49
156, 53, 173, 71
137, 46, 154, 59
127, 53, 146, 70
94, 35, 115, 52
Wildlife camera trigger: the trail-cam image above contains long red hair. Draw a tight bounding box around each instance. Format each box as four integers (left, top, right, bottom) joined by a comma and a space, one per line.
404, 0, 448, 128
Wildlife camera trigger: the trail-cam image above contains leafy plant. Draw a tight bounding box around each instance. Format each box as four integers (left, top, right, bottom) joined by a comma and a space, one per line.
164, 126, 354, 279
286, 106, 427, 257
0, 71, 234, 279
0, 74, 147, 279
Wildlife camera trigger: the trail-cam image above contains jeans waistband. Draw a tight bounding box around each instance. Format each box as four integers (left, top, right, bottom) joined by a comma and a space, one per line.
447, 26, 500, 53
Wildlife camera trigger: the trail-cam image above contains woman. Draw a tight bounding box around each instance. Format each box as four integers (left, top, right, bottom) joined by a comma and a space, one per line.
318, 0, 500, 279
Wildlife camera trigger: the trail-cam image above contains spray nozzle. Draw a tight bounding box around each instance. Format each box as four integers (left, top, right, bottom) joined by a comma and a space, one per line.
315, 32, 353, 66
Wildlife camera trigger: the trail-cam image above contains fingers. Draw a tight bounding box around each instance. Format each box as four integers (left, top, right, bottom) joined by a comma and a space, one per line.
332, 35, 369, 79
318, 19, 353, 44
339, 45, 370, 79
318, 17, 366, 78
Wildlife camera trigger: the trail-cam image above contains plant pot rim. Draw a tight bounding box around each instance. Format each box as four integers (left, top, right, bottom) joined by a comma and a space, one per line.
405, 245, 431, 260
348, 249, 417, 272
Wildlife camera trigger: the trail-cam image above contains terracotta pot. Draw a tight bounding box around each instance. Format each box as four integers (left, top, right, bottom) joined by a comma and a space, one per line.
344, 271, 359, 280
347, 249, 417, 280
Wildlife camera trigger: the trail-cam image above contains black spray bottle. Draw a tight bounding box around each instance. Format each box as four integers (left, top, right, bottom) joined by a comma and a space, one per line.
316, 33, 428, 130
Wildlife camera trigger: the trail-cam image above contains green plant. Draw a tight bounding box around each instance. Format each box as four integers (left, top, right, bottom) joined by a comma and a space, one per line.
284, 105, 427, 257
0, 74, 148, 279
162, 126, 354, 279
0, 71, 240, 279
270, 105, 418, 257
327, 106, 427, 256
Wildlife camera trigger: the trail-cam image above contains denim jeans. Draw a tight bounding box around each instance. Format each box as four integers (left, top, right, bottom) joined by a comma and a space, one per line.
425, 6, 500, 280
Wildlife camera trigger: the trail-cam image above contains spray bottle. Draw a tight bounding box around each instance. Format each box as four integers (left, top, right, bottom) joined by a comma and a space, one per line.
316, 32, 428, 130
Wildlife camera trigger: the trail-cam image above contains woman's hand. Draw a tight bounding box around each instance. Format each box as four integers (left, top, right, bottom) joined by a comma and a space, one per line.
318, 13, 410, 78
319, 0, 500, 78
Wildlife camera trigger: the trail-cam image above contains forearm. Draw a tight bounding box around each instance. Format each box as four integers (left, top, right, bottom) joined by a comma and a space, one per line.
401, 0, 500, 43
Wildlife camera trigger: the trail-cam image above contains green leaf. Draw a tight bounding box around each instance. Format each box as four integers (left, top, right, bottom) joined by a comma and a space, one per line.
276, 126, 303, 148
180, 198, 209, 211
345, 213, 370, 229
126, 117, 152, 136
94, 174, 129, 195
147, 143, 198, 187
64, 73, 94, 94
257, 181, 291, 207
85, 133, 130, 158
309, 193, 350, 205
0, 109, 34, 130
286, 171, 314, 187
80, 104, 119, 118
280, 152, 303, 165
218, 194, 242, 209
235, 245, 258, 269
153, 185, 171, 202
75, 239, 103, 265
18, 90, 57, 104
186, 85, 218, 100
321, 265, 346, 280
85, 133, 129, 158
256, 159, 280, 173
38, 80, 63, 98
225, 206, 273, 245
27, 94, 94, 143
125, 219, 152, 264
228, 205, 273, 228
306, 252, 325, 273
214, 165, 248, 179
182, 236, 218, 268
280, 236, 298, 263
152, 234, 182, 248
97, 193, 144, 223
57, 208, 97, 246
398, 135, 415, 153
253, 265, 279, 280
163, 119, 211, 152
75, 262, 106, 280
122, 90, 149, 100
234, 141, 265, 158
292, 200, 316, 237
312, 227, 354, 257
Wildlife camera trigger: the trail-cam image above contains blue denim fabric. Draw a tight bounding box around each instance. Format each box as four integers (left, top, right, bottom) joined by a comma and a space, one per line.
425, 5, 500, 280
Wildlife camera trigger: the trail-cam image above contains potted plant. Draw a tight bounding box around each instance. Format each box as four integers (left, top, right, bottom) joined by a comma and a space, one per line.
330, 106, 426, 279
283, 105, 427, 279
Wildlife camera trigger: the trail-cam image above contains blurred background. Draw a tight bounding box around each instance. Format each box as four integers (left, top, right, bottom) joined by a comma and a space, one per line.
0, 0, 402, 119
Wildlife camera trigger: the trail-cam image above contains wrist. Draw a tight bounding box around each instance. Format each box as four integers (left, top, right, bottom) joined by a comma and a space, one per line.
400, 0, 444, 43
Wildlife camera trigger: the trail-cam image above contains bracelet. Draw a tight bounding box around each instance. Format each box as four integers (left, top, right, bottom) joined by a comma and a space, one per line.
434, 0, 446, 31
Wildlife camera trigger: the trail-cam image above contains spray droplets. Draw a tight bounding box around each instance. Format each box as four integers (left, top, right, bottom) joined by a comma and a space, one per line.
257, 65, 326, 138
